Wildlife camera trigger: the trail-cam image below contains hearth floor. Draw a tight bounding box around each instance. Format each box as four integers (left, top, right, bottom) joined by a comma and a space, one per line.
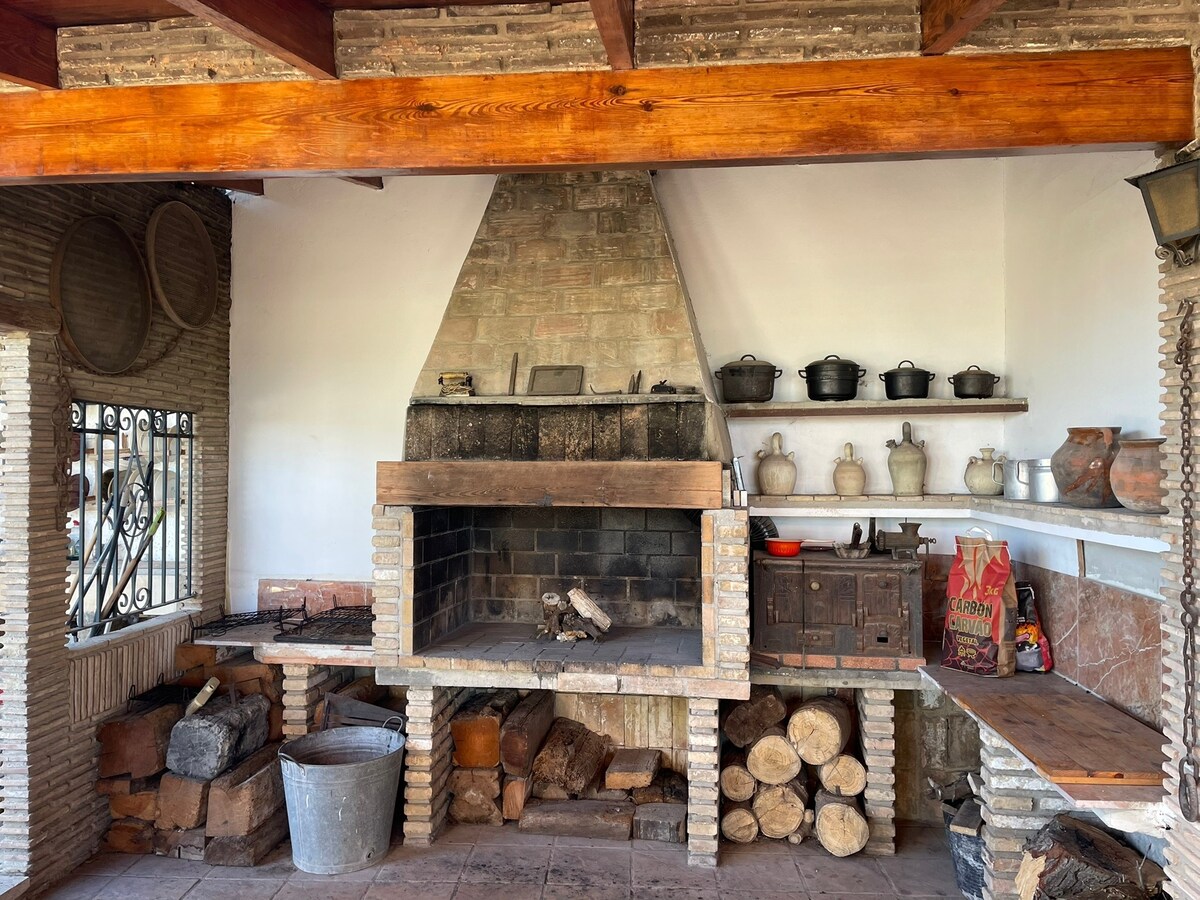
43, 824, 961, 899
419, 623, 703, 669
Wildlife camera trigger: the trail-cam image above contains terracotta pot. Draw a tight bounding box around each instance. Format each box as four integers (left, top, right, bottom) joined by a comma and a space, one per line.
1050, 427, 1122, 508
756, 432, 797, 496
1110, 437, 1167, 514
885, 421, 927, 498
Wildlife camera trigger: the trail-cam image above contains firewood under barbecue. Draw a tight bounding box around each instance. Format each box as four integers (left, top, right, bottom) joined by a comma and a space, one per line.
720, 801, 759, 844
817, 754, 868, 797
1015, 815, 1166, 900
719, 751, 757, 802
532, 718, 611, 795
814, 789, 869, 857
723, 685, 787, 748
787, 809, 816, 846
746, 726, 802, 786
787, 696, 852, 766
752, 778, 809, 839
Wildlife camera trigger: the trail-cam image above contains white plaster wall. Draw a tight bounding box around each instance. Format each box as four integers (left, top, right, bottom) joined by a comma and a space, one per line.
229, 176, 495, 611
1002, 151, 1164, 458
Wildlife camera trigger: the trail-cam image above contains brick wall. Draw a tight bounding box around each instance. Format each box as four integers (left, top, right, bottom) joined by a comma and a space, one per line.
0, 181, 231, 888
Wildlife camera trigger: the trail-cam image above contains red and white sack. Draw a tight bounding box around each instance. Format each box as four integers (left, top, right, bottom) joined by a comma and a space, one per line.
941, 535, 1018, 678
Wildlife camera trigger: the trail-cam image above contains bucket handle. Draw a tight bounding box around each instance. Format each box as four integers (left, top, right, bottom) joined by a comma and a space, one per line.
383, 715, 406, 733
278, 748, 298, 766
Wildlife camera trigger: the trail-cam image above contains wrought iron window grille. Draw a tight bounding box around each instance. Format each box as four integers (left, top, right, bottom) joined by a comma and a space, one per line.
67, 400, 196, 641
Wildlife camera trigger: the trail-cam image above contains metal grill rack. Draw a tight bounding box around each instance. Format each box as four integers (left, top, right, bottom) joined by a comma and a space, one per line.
191, 607, 303, 640
274, 606, 375, 645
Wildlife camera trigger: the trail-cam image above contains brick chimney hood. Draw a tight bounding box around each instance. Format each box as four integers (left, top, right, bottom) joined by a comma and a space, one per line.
388, 171, 733, 506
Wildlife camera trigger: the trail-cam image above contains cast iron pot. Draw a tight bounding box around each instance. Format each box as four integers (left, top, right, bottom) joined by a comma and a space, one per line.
949, 365, 1001, 399
799, 355, 866, 402
715, 354, 782, 403
879, 360, 935, 400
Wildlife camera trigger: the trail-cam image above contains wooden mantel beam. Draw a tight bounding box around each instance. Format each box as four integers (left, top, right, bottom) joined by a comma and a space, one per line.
166, 0, 337, 79
0, 48, 1190, 183
921, 0, 1007, 55
590, 0, 635, 69
0, 5, 58, 90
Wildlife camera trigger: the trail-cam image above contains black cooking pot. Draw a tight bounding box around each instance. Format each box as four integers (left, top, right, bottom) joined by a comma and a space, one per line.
949, 365, 1001, 399
799, 355, 866, 402
715, 355, 782, 403
879, 360, 935, 400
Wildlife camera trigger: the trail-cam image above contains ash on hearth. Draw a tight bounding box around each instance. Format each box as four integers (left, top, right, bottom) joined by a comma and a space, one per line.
536, 587, 611, 642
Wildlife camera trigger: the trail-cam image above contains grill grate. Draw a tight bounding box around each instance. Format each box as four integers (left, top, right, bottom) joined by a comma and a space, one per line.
192, 608, 301, 639
274, 606, 374, 645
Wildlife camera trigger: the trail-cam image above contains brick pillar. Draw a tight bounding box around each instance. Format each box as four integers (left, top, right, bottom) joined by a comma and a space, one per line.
372, 504, 412, 667
685, 697, 720, 867
704, 508, 750, 682
978, 726, 1064, 900
857, 687, 897, 856
280, 664, 351, 737
0, 334, 71, 883
403, 686, 464, 846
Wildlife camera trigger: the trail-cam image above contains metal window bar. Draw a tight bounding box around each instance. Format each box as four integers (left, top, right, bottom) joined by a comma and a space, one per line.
67, 400, 196, 640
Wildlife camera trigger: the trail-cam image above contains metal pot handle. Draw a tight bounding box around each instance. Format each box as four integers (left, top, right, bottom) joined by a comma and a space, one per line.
927, 373, 936, 382
948, 376, 956, 385
992, 375, 1001, 384
741, 354, 757, 361
714, 370, 722, 379
967, 365, 982, 371
824, 355, 842, 360
856, 368, 866, 378
798, 369, 808, 380
991, 456, 1006, 486
899, 360, 915, 368
773, 368, 782, 379
878, 373, 886, 382
1017, 460, 1030, 484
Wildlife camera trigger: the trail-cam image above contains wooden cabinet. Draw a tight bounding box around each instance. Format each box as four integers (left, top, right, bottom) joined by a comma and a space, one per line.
752, 551, 922, 658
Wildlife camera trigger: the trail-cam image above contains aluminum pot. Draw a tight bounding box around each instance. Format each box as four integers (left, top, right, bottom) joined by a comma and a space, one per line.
715, 354, 782, 403
1002, 459, 1059, 503
799, 355, 866, 402
949, 365, 1001, 399
879, 360, 935, 400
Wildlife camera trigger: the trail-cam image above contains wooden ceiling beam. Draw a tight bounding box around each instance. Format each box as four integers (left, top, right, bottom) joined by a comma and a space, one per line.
0, 5, 58, 90
0, 48, 1190, 183
590, 0, 635, 70
166, 0, 337, 79
921, 0, 1007, 55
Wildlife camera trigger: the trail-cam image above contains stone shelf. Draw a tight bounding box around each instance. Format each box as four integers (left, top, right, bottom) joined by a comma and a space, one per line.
748, 495, 1167, 553
192, 622, 374, 667
724, 398, 1028, 418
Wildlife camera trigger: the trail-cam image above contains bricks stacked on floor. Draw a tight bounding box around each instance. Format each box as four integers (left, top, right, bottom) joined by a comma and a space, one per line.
856, 688, 897, 856
977, 725, 1065, 900
96, 644, 289, 866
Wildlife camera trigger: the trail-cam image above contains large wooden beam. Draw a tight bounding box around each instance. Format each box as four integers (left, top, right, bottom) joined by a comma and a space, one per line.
0, 5, 58, 90
377, 461, 725, 509
166, 0, 336, 79
590, 0, 635, 70
0, 49, 1190, 183
921, 0, 1007, 55
0, 297, 62, 335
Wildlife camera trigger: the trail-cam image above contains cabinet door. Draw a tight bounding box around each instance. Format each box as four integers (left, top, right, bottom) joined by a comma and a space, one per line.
802, 568, 858, 627
754, 562, 807, 652
859, 570, 909, 655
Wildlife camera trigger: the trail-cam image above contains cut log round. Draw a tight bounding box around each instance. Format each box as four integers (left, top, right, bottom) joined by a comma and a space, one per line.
532, 717, 611, 795
814, 789, 869, 857
752, 778, 809, 839
567, 588, 612, 632
723, 686, 787, 748
817, 754, 867, 797
719, 752, 756, 802
720, 801, 759, 844
786, 696, 852, 765
1015, 814, 1166, 900
746, 728, 802, 786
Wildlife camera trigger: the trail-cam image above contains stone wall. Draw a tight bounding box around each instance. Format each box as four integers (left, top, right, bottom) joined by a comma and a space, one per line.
0, 182, 231, 888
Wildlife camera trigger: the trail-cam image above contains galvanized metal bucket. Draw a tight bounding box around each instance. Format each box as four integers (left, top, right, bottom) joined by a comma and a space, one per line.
279, 724, 406, 874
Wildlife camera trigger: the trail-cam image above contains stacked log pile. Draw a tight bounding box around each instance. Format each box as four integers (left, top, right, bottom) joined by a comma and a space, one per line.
1015, 815, 1166, 900
719, 688, 870, 857
98, 645, 317, 865
447, 689, 687, 844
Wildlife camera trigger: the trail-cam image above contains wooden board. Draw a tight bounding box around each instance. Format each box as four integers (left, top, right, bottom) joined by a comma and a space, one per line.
604, 749, 661, 790
0, 49, 1191, 184
921, 667, 1166, 786
377, 460, 724, 509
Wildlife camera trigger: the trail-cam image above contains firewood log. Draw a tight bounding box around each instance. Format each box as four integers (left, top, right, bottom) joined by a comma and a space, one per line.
567, 588, 611, 632
531, 718, 611, 795
786, 696, 852, 765
746, 727, 802, 786
814, 789, 869, 857
720, 800, 759, 844
723, 686, 786, 748
719, 751, 756, 802
752, 778, 809, 839
500, 690, 555, 777
451, 690, 521, 768
786, 808, 816, 846
1015, 814, 1166, 900
817, 754, 867, 797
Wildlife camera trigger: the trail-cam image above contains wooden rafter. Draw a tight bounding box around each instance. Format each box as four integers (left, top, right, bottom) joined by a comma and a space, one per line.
0, 49, 1190, 183
921, 0, 1007, 55
166, 0, 337, 79
0, 5, 58, 90
589, 0, 635, 70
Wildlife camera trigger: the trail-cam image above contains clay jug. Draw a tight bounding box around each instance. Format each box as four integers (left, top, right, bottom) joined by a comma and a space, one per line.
1050, 427, 1122, 508
964, 448, 1005, 496
833, 442, 867, 497
886, 421, 926, 497
1110, 437, 1167, 514
756, 432, 797, 496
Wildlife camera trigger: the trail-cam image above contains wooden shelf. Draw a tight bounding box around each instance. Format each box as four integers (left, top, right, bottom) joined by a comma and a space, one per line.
724, 398, 1028, 418
412, 394, 706, 406
920, 665, 1166, 809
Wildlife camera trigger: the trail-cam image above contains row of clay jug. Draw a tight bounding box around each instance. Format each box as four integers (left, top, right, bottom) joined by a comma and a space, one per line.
756, 422, 929, 497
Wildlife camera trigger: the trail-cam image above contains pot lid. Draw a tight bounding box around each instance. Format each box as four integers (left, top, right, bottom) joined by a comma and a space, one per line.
883, 360, 931, 376
721, 354, 777, 371
952, 364, 996, 378
804, 354, 860, 369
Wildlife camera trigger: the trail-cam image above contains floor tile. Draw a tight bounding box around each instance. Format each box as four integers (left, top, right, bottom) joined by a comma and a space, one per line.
375, 845, 472, 883
364, 884, 457, 900
631, 851, 717, 890
547, 847, 631, 886
452, 884, 543, 900
93, 876, 198, 900
125, 855, 212, 879
894, 826, 950, 857
274, 883, 370, 900
38, 877, 114, 900
542, 884, 631, 900
182, 878, 287, 899
458, 845, 550, 884
553, 835, 635, 851
716, 852, 803, 893
878, 856, 962, 897
207, 847, 297, 880
289, 863, 380, 883
719, 893, 810, 900
795, 853, 894, 894
629, 888, 717, 900
69, 854, 139, 877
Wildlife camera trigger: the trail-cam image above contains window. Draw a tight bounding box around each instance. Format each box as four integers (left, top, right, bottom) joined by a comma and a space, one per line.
67, 400, 195, 641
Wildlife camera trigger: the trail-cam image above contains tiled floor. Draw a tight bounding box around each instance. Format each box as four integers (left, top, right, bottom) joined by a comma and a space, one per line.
39, 824, 962, 900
